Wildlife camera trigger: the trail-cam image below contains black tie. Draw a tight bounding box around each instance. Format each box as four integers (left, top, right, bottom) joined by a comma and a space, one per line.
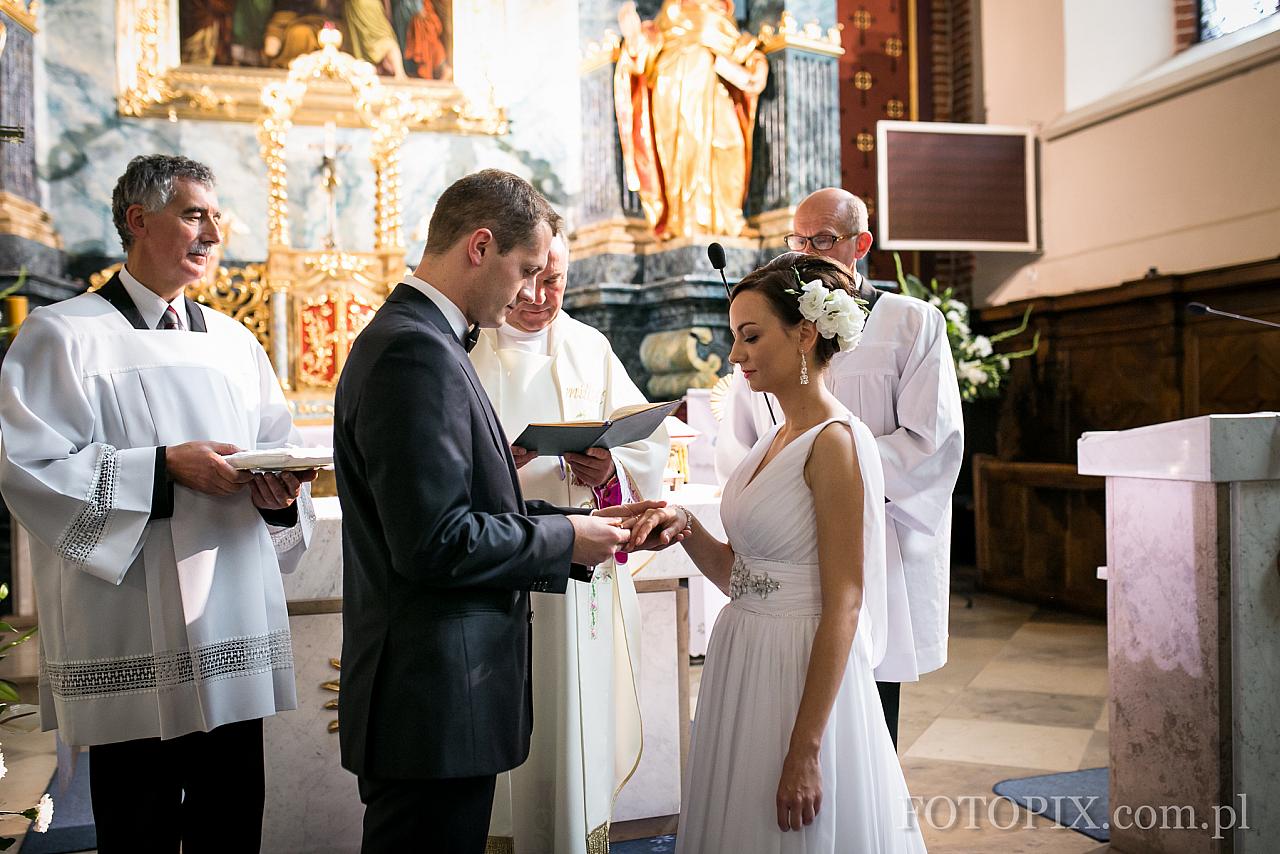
158, 306, 182, 330
463, 324, 481, 352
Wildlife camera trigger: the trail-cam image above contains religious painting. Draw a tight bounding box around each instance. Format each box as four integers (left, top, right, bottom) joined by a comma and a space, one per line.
177, 0, 454, 81
116, 0, 506, 133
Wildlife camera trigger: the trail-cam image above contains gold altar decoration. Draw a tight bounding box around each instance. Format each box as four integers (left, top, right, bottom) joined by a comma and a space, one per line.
258, 26, 407, 412
115, 0, 507, 134
613, 0, 768, 240
0, 1, 38, 34
258, 26, 405, 252
755, 11, 843, 57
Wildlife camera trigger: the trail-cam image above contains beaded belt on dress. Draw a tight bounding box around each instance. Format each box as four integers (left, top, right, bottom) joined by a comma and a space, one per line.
728, 554, 822, 616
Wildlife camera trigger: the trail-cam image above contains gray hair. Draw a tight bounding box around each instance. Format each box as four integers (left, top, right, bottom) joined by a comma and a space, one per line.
111, 155, 216, 252
837, 194, 870, 235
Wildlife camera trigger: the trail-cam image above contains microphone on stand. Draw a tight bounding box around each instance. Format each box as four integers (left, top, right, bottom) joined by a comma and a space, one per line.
1186, 302, 1280, 330
708, 242, 777, 425
707, 242, 730, 298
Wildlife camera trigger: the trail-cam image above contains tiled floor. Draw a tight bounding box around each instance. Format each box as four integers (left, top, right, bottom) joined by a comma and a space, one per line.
898, 593, 1110, 852
0, 591, 1110, 852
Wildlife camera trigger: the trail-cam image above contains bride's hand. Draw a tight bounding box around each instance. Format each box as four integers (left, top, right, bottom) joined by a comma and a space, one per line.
776, 749, 822, 831
622, 506, 688, 552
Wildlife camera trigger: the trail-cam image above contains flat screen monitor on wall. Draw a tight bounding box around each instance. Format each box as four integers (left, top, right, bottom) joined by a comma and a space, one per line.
876, 120, 1038, 252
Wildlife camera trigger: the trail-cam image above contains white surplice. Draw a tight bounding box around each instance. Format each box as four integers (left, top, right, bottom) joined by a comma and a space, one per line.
471, 312, 668, 853
0, 291, 313, 746
714, 289, 963, 681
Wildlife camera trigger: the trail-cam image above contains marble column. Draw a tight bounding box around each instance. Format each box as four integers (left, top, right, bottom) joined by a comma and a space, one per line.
0, 1, 74, 306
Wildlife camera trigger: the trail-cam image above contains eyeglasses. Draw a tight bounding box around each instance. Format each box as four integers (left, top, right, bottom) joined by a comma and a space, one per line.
784, 232, 857, 252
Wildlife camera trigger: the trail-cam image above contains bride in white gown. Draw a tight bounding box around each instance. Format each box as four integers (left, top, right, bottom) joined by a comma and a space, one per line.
625, 255, 927, 853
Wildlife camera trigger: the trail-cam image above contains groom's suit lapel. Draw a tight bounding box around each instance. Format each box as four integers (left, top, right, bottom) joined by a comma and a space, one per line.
392, 285, 524, 503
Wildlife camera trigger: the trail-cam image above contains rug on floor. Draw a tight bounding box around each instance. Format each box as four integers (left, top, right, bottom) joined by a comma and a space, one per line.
18, 755, 95, 854
993, 766, 1110, 842
611, 834, 676, 853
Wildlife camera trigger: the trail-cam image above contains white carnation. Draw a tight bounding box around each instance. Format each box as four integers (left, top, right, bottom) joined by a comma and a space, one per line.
972, 335, 993, 358
34, 793, 52, 833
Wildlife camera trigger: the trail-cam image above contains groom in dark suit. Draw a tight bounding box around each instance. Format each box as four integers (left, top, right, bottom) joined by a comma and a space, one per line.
334, 170, 646, 853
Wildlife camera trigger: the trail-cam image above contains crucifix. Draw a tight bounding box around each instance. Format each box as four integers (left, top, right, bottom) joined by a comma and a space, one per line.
313, 121, 350, 249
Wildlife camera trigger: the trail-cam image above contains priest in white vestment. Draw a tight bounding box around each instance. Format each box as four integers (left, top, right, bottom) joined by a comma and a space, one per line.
715, 189, 963, 746
470, 233, 668, 853
0, 156, 314, 851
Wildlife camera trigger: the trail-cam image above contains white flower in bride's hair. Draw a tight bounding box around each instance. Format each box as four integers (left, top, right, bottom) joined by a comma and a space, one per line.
791, 277, 868, 352
796, 280, 827, 322
34, 793, 53, 832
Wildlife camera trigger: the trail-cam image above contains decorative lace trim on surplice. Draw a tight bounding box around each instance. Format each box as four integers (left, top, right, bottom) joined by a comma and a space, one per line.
56, 443, 118, 565
44, 629, 294, 701
729, 554, 782, 601
269, 489, 316, 553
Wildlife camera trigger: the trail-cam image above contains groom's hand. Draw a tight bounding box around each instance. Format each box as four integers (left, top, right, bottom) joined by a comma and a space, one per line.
568, 514, 631, 566
592, 499, 666, 520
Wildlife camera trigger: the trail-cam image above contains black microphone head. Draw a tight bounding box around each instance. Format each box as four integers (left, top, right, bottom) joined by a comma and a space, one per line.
707, 242, 726, 270
1186, 302, 1210, 316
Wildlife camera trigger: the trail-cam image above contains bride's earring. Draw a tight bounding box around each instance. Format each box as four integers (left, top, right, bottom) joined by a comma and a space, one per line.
800, 352, 809, 385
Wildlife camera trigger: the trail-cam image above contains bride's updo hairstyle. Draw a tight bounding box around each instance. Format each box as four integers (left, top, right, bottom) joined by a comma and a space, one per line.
729, 251, 860, 368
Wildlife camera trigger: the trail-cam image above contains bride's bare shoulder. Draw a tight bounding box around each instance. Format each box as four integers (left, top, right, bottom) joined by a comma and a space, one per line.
804, 419, 860, 488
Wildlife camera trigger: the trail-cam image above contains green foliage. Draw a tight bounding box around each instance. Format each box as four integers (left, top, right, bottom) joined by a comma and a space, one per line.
893, 253, 1040, 403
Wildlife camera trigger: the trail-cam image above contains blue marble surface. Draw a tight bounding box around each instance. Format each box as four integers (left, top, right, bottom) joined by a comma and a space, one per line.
37, 0, 583, 266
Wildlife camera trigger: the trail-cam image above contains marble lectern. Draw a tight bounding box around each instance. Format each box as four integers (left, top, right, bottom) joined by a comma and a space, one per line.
1078, 413, 1280, 854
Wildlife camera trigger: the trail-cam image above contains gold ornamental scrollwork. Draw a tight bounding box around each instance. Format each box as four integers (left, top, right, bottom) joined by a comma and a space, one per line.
0, 1, 38, 34
259, 27, 408, 250
757, 12, 844, 57
115, 0, 507, 134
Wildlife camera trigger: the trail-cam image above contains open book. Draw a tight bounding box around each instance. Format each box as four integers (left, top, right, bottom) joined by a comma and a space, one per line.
512, 400, 681, 457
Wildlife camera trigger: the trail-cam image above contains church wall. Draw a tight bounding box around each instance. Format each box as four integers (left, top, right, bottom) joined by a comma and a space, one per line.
36, 0, 583, 269
1062, 0, 1174, 111
972, 2, 1279, 307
